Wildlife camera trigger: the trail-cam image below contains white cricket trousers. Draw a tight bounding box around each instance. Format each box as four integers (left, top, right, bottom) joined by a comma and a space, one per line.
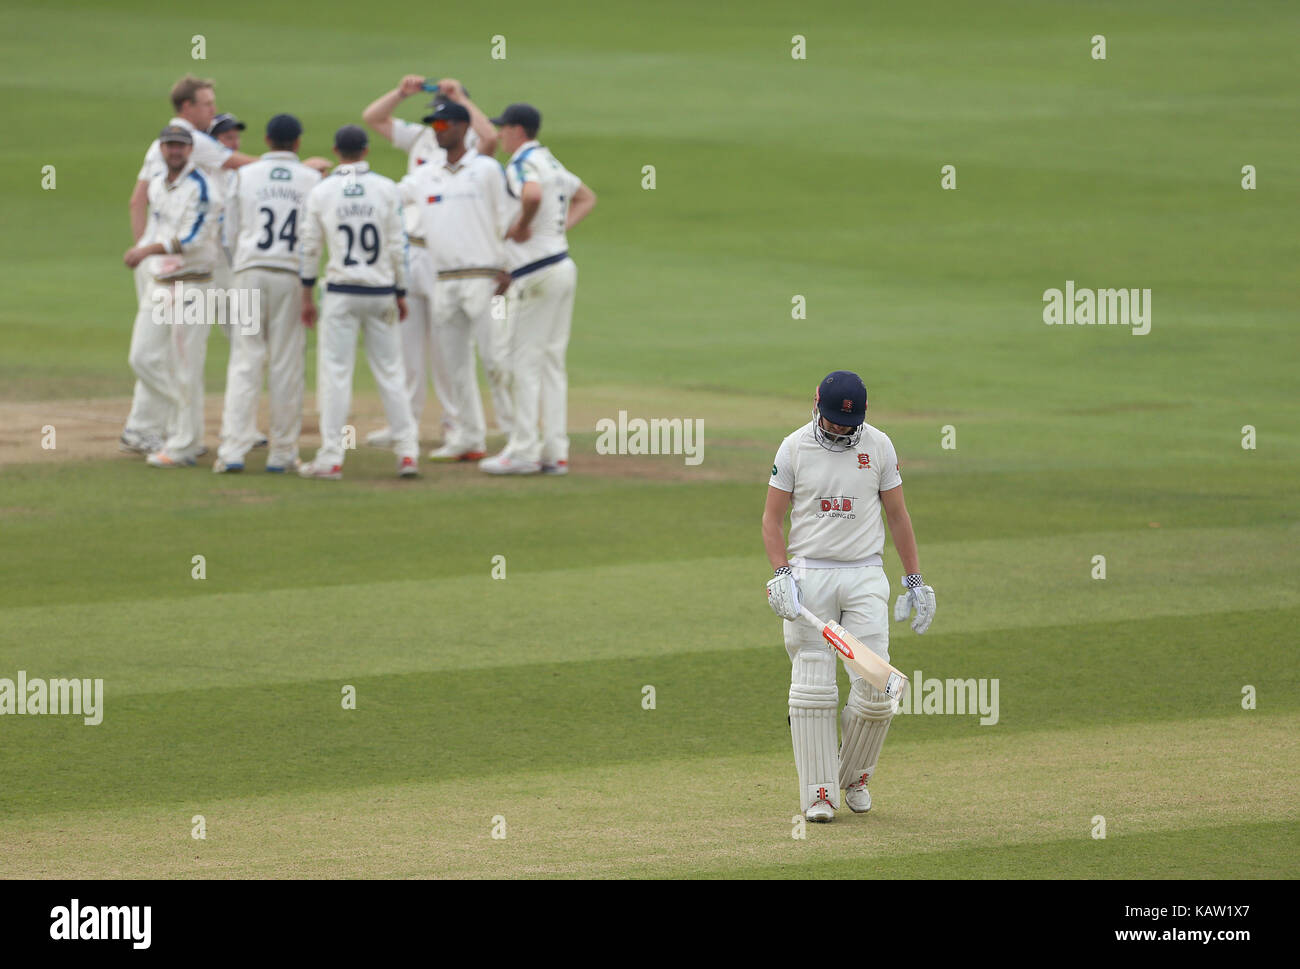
213, 255, 235, 343
124, 277, 209, 458
125, 263, 155, 440
433, 275, 512, 452
124, 276, 175, 442
503, 257, 576, 465
402, 243, 460, 439
313, 288, 418, 467
217, 268, 304, 467
782, 565, 892, 674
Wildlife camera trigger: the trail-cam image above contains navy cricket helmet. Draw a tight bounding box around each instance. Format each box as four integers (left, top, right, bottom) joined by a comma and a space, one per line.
813, 371, 867, 450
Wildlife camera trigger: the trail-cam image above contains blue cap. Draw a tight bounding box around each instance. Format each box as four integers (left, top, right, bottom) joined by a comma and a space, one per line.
490, 102, 541, 134
334, 124, 368, 153
265, 113, 303, 143
422, 101, 470, 124
815, 371, 867, 427
209, 113, 245, 136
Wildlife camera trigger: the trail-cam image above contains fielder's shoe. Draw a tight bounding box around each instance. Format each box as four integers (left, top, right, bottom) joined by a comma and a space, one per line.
212, 459, 244, 474
253, 434, 268, 449
146, 451, 195, 469
805, 793, 835, 823
479, 452, 541, 475
195, 446, 209, 458
541, 460, 569, 476
397, 455, 419, 478
845, 774, 872, 814
265, 457, 301, 474
428, 444, 487, 462
298, 460, 342, 481
119, 430, 163, 455
365, 427, 395, 448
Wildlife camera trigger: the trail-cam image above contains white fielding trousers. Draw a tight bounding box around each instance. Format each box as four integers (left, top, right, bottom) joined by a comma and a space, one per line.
217, 268, 305, 468
402, 245, 460, 439
432, 275, 512, 452
502, 257, 576, 465
124, 276, 209, 459
313, 289, 417, 467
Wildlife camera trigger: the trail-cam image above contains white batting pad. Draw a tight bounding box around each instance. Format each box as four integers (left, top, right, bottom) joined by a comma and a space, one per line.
789, 648, 840, 812
838, 679, 895, 791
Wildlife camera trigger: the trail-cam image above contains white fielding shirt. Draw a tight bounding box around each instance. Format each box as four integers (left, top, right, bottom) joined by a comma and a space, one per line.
391, 119, 480, 240
502, 140, 583, 271
300, 162, 408, 294
228, 152, 322, 274
140, 161, 221, 281
399, 152, 510, 274
769, 420, 903, 563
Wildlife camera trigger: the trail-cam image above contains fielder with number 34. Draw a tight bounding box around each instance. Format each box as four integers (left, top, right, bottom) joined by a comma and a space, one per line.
762, 371, 937, 822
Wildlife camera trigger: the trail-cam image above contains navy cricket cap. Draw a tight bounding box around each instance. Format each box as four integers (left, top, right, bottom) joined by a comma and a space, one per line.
422, 101, 470, 124
158, 125, 192, 144
334, 124, 368, 153
209, 113, 245, 136
815, 371, 868, 427
265, 113, 303, 143
490, 102, 541, 133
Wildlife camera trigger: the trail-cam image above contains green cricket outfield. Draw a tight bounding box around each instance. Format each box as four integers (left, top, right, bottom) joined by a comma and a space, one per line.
0, 0, 1296, 878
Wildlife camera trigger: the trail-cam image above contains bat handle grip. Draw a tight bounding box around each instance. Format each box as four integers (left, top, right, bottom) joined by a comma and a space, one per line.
798, 606, 823, 627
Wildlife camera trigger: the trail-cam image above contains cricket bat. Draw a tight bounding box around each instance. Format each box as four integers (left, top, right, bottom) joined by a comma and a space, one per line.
800, 606, 908, 701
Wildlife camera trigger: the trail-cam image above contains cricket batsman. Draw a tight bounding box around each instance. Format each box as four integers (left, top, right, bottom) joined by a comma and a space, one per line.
761, 371, 937, 822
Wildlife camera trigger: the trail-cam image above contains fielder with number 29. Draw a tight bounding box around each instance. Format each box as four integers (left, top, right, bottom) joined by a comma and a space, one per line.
762, 371, 937, 822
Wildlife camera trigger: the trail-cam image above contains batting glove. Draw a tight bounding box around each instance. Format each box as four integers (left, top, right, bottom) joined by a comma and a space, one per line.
893, 574, 936, 634
766, 567, 801, 621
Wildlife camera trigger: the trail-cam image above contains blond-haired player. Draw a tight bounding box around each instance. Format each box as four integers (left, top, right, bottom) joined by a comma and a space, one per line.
122, 76, 249, 457
762, 371, 937, 822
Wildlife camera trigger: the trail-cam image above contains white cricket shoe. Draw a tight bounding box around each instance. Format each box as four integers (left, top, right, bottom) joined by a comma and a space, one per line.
298, 460, 343, 481
365, 427, 395, 448
119, 429, 163, 455
845, 775, 872, 813
428, 443, 486, 462
397, 455, 419, 478
541, 460, 569, 476
478, 452, 541, 475
805, 799, 835, 823
146, 451, 195, 469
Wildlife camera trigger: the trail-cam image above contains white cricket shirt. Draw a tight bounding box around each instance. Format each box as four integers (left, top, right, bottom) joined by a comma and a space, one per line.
228, 152, 322, 274
502, 140, 582, 272
399, 152, 509, 274
300, 162, 408, 293
140, 161, 221, 280
391, 119, 479, 240
769, 420, 903, 563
